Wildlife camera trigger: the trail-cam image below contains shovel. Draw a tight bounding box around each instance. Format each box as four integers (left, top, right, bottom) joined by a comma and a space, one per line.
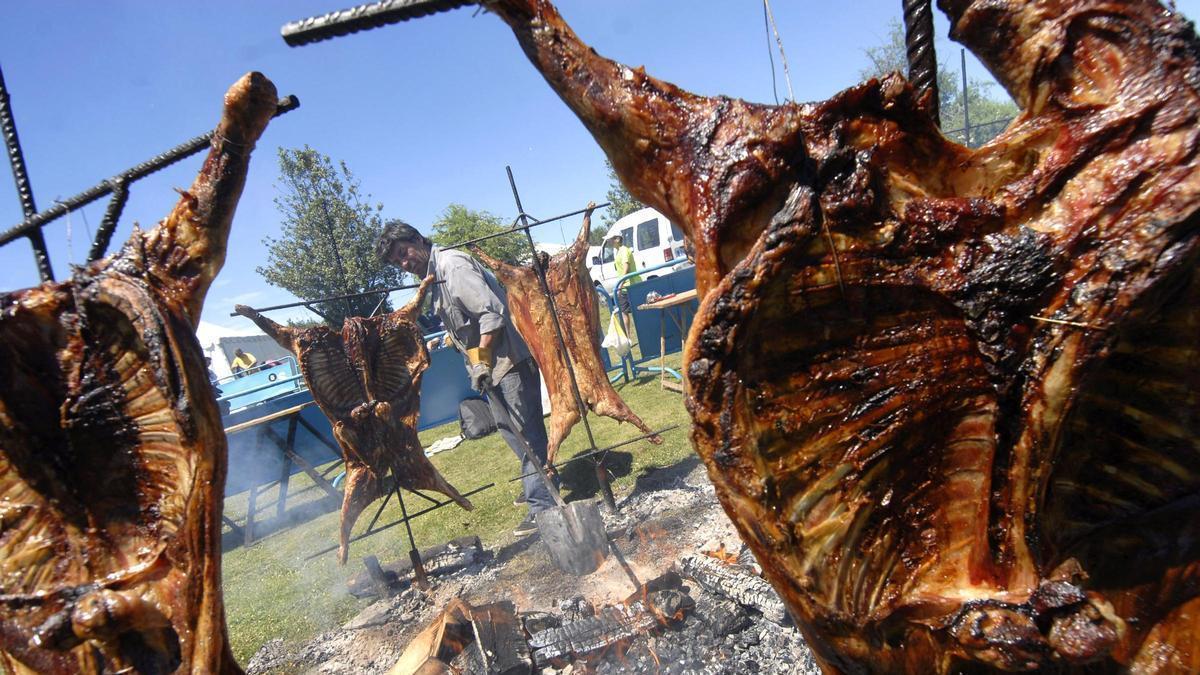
485, 384, 610, 575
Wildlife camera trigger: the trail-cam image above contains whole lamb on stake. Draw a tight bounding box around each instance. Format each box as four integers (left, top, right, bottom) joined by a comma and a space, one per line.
477, 0, 1200, 671
235, 275, 473, 565
468, 203, 662, 466
0, 72, 280, 675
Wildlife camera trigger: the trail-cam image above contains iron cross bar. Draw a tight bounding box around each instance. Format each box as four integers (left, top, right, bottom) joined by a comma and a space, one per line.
228, 279, 441, 316
0, 96, 301, 256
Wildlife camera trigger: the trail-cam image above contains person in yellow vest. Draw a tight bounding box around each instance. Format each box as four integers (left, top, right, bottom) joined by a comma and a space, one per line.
230, 348, 257, 378
610, 234, 641, 339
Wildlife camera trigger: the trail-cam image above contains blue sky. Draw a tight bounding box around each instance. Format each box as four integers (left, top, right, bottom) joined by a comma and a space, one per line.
3, 1, 1199, 331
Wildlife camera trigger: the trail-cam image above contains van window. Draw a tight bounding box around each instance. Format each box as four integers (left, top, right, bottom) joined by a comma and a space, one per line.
621, 227, 634, 249
601, 244, 615, 263
670, 221, 684, 241
636, 219, 659, 250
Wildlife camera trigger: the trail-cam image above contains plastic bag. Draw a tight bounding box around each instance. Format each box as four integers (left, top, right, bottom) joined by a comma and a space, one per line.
601, 313, 633, 357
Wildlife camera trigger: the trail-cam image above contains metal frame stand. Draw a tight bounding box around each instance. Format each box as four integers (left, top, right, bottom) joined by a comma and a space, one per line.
0, 61, 298, 283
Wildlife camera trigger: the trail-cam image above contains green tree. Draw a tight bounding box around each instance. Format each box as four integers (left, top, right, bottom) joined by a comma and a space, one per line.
259, 146, 405, 328
861, 20, 1019, 147
430, 203, 529, 265
588, 224, 609, 246
601, 159, 644, 228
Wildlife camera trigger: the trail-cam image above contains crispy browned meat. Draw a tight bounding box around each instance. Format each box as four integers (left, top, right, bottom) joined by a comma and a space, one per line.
0, 73, 278, 675
235, 276, 472, 565
486, 0, 1200, 671
469, 207, 661, 464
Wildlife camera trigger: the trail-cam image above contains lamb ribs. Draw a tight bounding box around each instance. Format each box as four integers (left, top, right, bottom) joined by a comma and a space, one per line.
469, 206, 660, 465
483, 0, 1200, 671
0, 73, 279, 674
235, 276, 473, 565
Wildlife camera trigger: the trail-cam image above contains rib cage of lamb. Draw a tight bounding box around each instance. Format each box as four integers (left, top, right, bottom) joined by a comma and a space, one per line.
235, 276, 473, 565
481, 0, 1200, 670
469, 205, 661, 465
0, 73, 279, 674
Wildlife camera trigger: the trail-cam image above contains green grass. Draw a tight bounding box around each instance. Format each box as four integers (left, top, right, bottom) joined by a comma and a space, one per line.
220, 351, 693, 665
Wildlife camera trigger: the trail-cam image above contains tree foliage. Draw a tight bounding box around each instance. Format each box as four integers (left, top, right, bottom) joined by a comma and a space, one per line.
430, 204, 529, 265
601, 159, 644, 228
860, 20, 1019, 147
588, 224, 609, 246
258, 146, 405, 329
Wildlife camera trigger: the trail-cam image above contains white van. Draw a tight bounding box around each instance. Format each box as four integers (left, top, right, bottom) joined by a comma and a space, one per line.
587, 207, 688, 292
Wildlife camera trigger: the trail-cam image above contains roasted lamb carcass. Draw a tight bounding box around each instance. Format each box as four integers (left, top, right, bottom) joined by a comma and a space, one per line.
469, 205, 661, 464
483, 0, 1200, 671
234, 276, 472, 565
0, 73, 279, 674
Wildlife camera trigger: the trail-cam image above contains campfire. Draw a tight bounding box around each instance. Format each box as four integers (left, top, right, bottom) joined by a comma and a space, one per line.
247, 463, 821, 674
390, 545, 797, 674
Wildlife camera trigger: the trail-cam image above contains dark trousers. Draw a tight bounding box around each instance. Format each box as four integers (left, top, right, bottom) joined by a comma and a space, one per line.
487, 359, 557, 514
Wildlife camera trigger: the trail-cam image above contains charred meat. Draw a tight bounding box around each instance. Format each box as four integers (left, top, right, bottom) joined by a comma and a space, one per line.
235, 276, 472, 565
0, 73, 278, 674
469, 205, 661, 464
484, 0, 1200, 671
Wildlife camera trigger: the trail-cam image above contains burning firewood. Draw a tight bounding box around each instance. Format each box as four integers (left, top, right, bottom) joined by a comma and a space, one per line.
675, 554, 788, 625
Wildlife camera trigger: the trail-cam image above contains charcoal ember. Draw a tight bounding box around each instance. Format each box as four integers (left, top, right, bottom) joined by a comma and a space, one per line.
691, 586, 750, 636
645, 588, 693, 624
522, 611, 562, 636
675, 554, 788, 624
559, 595, 596, 623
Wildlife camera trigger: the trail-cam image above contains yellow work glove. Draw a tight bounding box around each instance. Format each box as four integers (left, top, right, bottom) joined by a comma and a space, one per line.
466, 346, 494, 367
466, 346, 494, 392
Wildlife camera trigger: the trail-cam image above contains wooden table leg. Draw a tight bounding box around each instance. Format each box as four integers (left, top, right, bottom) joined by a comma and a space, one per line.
277, 416, 298, 519
262, 426, 342, 503
245, 482, 257, 546
659, 309, 666, 389
221, 515, 245, 540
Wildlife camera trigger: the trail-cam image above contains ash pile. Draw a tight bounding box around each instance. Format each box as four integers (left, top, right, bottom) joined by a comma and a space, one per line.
525, 550, 817, 675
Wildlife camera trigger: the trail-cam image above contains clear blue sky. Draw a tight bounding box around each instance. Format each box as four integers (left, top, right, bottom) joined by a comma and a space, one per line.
3, 1, 1199, 330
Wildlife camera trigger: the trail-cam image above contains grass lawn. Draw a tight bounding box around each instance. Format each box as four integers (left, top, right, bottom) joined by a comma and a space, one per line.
220, 350, 695, 665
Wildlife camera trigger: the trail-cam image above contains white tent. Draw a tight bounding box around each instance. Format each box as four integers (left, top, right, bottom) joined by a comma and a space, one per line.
195, 320, 260, 379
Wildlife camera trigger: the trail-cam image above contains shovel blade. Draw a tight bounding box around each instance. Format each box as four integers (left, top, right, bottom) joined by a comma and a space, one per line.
535, 501, 610, 575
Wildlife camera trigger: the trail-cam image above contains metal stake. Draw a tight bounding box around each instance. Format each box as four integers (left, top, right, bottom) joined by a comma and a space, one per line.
0, 63, 54, 281
903, 0, 940, 126
394, 486, 429, 589
505, 166, 616, 511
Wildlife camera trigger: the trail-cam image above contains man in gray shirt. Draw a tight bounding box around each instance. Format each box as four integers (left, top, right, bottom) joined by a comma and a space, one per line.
377, 221, 553, 536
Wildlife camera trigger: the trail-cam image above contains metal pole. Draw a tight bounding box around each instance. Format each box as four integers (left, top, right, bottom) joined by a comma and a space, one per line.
504, 167, 616, 511
394, 487, 429, 588
229, 280, 432, 316
961, 49, 971, 147
0, 63, 54, 281
303, 482, 494, 560
87, 179, 129, 263
903, 0, 940, 126
281, 0, 476, 47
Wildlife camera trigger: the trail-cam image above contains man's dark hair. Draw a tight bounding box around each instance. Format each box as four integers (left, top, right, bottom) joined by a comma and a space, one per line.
375, 220, 431, 261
